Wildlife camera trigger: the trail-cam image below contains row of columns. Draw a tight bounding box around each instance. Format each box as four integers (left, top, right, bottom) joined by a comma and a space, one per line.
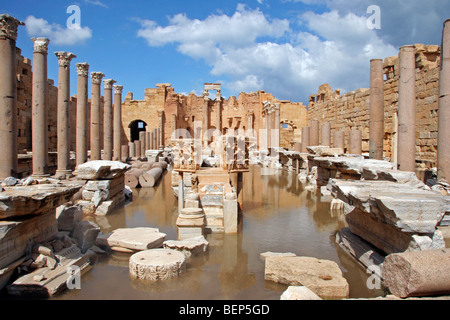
0, 14, 125, 179
262, 102, 280, 150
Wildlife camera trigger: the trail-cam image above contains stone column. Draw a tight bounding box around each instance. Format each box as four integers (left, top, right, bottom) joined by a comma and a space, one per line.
203, 93, 209, 147
150, 131, 155, 150
321, 122, 331, 146
121, 145, 128, 162
333, 131, 345, 150
128, 142, 135, 158
31, 37, 50, 177
216, 91, 222, 134
301, 127, 310, 153
274, 104, 280, 148
397, 45, 416, 172
369, 59, 385, 160
310, 119, 319, 146
158, 110, 164, 149
146, 131, 151, 150
55, 51, 77, 178
349, 129, 362, 155
438, 19, 450, 182
0, 15, 23, 179
113, 85, 123, 161
90, 72, 104, 160
134, 140, 141, 159
102, 79, 115, 160
139, 131, 146, 156
75, 63, 89, 168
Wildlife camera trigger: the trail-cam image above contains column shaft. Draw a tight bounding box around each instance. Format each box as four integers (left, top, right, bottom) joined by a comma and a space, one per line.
349, 129, 362, 155
55, 51, 76, 177
0, 15, 23, 179
321, 122, 331, 146
76, 63, 89, 168
310, 119, 319, 146
397, 46, 416, 172
301, 127, 310, 153
103, 79, 115, 161
438, 20, 450, 181
31, 38, 50, 177
369, 59, 385, 160
90, 72, 104, 160
113, 85, 123, 161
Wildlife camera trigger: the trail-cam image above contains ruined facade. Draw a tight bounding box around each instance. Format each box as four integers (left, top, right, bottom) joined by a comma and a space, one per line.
307, 44, 441, 166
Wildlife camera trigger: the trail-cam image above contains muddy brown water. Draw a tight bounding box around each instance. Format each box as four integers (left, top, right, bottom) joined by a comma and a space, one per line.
54, 165, 385, 300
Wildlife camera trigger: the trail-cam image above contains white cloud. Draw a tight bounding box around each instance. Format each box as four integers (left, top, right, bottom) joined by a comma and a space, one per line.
84, 0, 108, 8
25, 15, 92, 46
136, 4, 398, 102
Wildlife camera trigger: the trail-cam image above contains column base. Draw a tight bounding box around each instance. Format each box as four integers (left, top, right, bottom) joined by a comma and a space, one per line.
54, 169, 73, 179
31, 173, 50, 179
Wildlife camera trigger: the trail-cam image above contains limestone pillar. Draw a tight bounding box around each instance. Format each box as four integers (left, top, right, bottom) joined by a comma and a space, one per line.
55, 51, 77, 178
216, 92, 222, 134
321, 122, 331, 146
369, 59, 385, 160
267, 109, 274, 149
135, 140, 141, 159
333, 131, 345, 150
121, 145, 128, 162
349, 129, 362, 155
139, 131, 146, 156
158, 110, 164, 149
75, 63, 89, 168
31, 37, 50, 177
113, 85, 123, 161
397, 45, 416, 172
90, 72, 104, 160
310, 119, 319, 146
102, 79, 115, 160
128, 142, 135, 158
150, 131, 155, 150
274, 103, 280, 148
146, 131, 151, 151
0, 15, 23, 179
203, 93, 209, 147
438, 19, 450, 182
301, 127, 310, 153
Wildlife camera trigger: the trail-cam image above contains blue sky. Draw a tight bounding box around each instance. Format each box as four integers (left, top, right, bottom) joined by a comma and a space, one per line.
2, 0, 449, 104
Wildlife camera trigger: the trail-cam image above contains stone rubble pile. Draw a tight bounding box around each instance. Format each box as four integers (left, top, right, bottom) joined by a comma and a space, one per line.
124, 160, 168, 188
75, 160, 132, 216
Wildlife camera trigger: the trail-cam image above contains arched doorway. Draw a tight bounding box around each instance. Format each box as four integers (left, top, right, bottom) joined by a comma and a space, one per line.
128, 119, 147, 142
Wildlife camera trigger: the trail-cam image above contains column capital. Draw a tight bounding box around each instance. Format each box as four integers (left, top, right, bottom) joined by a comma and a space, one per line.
113, 84, 123, 94
76, 62, 89, 77
157, 110, 164, 117
91, 72, 105, 84
103, 78, 116, 89
0, 14, 24, 41
31, 37, 50, 53
54, 51, 76, 67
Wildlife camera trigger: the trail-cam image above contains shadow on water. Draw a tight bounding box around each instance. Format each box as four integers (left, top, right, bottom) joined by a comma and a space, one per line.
53, 165, 384, 300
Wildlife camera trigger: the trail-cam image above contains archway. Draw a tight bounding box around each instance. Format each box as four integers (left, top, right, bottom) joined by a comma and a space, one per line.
128, 119, 147, 142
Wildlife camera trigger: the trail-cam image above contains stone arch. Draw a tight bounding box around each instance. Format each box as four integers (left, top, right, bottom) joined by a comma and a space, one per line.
128, 119, 147, 142
280, 120, 297, 149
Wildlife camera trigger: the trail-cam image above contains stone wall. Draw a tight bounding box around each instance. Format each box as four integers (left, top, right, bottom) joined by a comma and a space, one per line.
307, 44, 440, 166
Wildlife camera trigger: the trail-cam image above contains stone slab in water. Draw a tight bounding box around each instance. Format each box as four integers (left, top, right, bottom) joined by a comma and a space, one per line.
129, 248, 186, 280
96, 227, 166, 252
264, 255, 349, 299
77, 160, 130, 180
163, 236, 209, 258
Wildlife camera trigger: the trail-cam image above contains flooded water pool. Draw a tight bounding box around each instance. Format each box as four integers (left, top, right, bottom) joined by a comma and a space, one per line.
54, 165, 384, 300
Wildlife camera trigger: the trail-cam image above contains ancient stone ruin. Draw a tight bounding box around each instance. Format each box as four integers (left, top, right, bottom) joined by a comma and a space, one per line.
0, 12, 449, 301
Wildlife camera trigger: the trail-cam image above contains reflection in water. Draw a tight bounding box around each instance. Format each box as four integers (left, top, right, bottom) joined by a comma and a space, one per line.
54, 166, 383, 300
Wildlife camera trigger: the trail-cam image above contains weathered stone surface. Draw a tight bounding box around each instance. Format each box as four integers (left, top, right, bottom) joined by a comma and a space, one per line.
129, 248, 186, 281
96, 227, 166, 252
73, 220, 100, 253
76, 160, 130, 180
329, 179, 449, 254
260, 251, 296, 261
0, 183, 83, 219
383, 249, 450, 298
264, 256, 349, 299
306, 146, 344, 157
7, 244, 92, 297
328, 179, 449, 234
280, 286, 323, 300
56, 204, 82, 231
163, 235, 209, 258
0, 210, 58, 270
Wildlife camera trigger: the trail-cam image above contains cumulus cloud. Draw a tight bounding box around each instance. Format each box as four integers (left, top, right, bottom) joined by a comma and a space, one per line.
25, 15, 92, 46
135, 3, 400, 102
